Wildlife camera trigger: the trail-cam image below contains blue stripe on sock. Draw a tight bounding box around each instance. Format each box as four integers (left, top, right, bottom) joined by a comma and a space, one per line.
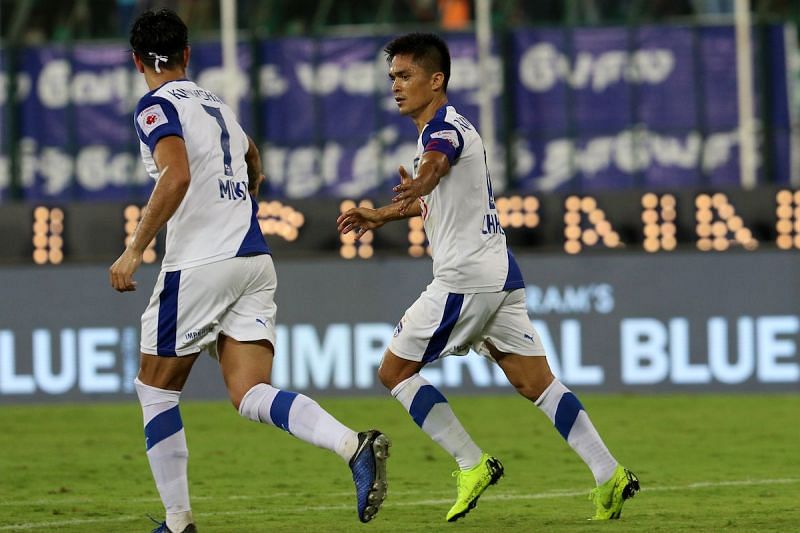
144, 405, 183, 451
554, 392, 584, 440
269, 390, 298, 434
157, 271, 181, 356
409, 385, 448, 427
422, 293, 464, 363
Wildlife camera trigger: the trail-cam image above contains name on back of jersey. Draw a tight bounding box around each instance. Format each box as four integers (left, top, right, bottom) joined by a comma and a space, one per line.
481, 212, 504, 235
166, 87, 223, 103
219, 178, 248, 201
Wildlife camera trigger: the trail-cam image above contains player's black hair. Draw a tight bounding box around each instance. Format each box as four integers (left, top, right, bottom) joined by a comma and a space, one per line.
129, 8, 188, 72
384, 33, 451, 91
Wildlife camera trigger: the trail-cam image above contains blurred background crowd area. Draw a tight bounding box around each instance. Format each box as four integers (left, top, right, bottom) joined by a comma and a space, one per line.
2, 0, 800, 241
2, 0, 799, 42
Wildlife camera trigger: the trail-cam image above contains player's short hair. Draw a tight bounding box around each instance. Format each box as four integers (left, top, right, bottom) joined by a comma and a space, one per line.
384, 33, 451, 91
129, 9, 188, 72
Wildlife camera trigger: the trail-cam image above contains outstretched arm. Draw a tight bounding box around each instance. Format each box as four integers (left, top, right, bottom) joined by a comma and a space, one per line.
109, 135, 190, 292
337, 166, 422, 240
391, 150, 450, 213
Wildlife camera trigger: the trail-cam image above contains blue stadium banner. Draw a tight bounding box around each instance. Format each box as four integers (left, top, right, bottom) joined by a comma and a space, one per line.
0, 252, 798, 403
0, 25, 795, 201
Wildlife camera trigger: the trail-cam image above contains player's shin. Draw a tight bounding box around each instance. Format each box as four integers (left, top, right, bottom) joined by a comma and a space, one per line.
134, 378, 194, 532
238, 383, 358, 461
391, 373, 482, 470
535, 379, 618, 485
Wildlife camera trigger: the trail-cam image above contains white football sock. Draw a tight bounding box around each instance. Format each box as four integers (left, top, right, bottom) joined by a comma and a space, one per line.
239, 383, 358, 461
391, 374, 482, 470
536, 379, 618, 485
134, 378, 193, 531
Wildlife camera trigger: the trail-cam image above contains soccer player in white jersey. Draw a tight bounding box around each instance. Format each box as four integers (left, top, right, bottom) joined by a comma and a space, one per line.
337, 33, 639, 522
108, 10, 389, 532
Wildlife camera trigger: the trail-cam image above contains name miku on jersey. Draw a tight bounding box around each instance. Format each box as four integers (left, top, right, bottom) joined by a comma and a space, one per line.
133, 79, 268, 271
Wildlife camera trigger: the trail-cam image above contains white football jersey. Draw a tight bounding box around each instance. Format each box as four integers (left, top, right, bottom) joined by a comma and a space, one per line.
134, 79, 268, 272
414, 105, 523, 293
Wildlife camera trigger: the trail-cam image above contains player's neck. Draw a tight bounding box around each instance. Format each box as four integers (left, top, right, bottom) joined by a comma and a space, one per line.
412, 95, 449, 133
144, 69, 187, 91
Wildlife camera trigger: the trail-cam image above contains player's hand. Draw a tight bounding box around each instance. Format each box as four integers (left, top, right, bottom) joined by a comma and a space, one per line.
109, 247, 143, 292
391, 165, 421, 213
337, 207, 384, 240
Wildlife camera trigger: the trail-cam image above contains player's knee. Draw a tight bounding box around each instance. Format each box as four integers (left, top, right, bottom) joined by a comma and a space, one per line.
377, 364, 396, 390
377, 361, 414, 390
378, 350, 424, 390
511, 373, 554, 402
229, 391, 244, 411
229, 382, 263, 411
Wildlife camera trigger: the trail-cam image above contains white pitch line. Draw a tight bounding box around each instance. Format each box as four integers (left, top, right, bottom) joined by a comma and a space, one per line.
1, 478, 797, 531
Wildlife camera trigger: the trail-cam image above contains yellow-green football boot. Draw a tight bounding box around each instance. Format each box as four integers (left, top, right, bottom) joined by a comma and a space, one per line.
445, 453, 504, 522
589, 465, 640, 520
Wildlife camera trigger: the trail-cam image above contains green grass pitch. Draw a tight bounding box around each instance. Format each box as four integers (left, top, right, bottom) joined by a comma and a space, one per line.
2, 393, 798, 532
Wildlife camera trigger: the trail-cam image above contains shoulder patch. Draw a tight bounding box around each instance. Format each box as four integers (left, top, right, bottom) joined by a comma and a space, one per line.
137, 104, 168, 136
430, 129, 460, 149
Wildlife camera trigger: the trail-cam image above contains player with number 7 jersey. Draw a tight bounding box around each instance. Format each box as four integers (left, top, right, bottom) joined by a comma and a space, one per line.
111, 9, 390, 533
133, 78, 267, 271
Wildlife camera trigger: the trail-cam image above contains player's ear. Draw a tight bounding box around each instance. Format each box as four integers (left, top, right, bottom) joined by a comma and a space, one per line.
182, 47, 191, 69
132, 52, 145, 74
431, 71, 444, 92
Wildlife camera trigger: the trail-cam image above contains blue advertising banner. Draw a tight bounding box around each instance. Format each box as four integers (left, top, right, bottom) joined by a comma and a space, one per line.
1, 251, 798, 403
512, 25, 794, 192
0, 25, 794, 202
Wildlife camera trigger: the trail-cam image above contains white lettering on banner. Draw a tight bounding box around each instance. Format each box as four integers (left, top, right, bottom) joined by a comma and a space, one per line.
448, 56, 503, 96
709, 317, 754, 384
621, 318, 669, 384
258, 65, 289, 97
533, 127, 744, 192
757, 316, 800, 382
37, 60, 146, 111
2, 317, 797, 397
533, 319, 604, 385
37, 60, 71, 108
669, 318, 713, 383
354, 324, 393, 388
519, 43, 675, 92
295, 62, 374, 95
196, 68, 249, 107
526, 284, 614, 315
441, 354, 493, 387
33, 329, 77, 394
421, 356, 511, 388
0, 327, 136, 395
78, 328, 121, 393
6, 138, 149, 196
292, 56, 502, 97
272, 325, 290, 388
621, 316, 800, 385
263, 129, 419, 199
40, 148, 75, 194
291, 324, 351, 389
0, 72, 33, 104
0, 331, 36, 394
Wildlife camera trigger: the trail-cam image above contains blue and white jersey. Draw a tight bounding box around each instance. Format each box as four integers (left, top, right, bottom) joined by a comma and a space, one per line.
414, 105, 523, 293
134, 79, 268, 272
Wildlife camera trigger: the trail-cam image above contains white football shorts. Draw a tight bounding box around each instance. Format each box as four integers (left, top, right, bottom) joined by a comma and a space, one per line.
388, 286, 546, 363
140, 254, 277, 358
